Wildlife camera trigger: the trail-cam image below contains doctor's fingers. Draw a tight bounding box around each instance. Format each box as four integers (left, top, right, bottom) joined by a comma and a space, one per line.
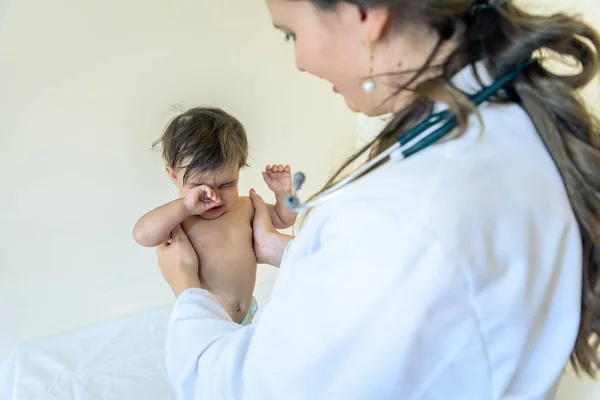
249, 189, 267, 211
166, 225, 191, 247
170, 224, 188, 242
156, 226, 187, 257
250, 190, 272, 224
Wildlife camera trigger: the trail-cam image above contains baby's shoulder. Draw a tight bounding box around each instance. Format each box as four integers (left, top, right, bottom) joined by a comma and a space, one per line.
237, 196, 252, 207
229, 196, 254, 216
235, 196, 254, 215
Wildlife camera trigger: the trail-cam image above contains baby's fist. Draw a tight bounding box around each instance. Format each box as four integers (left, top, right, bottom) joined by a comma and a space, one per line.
183, 185, 221, 215
262, 164, 292, 196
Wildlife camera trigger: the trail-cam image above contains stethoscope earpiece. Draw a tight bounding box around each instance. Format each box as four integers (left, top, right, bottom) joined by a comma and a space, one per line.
292, 172, 305, 191
285, 172, 305, 211
285, 195, 301, 211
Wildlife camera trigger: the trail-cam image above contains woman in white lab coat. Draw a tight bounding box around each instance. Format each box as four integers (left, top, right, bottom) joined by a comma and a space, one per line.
156, 0, 600, 398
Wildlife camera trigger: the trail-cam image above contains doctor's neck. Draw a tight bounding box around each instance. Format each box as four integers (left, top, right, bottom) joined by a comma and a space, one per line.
363, 23, 463, 116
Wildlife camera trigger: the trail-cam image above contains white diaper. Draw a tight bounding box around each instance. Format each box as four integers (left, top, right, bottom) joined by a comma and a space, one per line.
240, 296, 258, 326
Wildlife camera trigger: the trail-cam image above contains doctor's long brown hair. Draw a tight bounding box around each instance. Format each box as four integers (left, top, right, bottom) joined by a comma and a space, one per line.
304, 0, 600, 377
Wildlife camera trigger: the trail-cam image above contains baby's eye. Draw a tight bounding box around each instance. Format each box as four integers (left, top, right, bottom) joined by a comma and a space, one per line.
284, 32, 296, 42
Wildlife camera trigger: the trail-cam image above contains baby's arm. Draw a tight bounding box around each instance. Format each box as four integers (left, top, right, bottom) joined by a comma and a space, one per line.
267, 199, 297, 230
133, 199, 190, 247
133, 185, 221, 247
262, 164, 297, 229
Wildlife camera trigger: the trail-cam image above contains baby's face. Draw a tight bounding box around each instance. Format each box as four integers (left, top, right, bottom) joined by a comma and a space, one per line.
172, 165, 240, 220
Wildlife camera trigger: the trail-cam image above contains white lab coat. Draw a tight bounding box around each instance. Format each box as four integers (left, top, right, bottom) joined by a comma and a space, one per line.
165, 64, 582, 399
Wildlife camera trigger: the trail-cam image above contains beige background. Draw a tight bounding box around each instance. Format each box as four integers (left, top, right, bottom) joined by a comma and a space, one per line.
1, 0, 599, 398
0, 0, 356, 363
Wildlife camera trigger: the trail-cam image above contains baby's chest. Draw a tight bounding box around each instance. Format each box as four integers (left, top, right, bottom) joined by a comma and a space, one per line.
186, 213, 252, 248
212, 212, 252, 240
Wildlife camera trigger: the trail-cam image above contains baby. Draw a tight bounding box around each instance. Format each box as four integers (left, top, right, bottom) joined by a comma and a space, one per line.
133, 107, 296, 324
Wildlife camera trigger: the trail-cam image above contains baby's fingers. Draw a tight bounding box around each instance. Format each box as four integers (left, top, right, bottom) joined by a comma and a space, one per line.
198, 185, 220, 203
209, 190, 222, 203
266, 164, 291, 174
268, 164, 283, 173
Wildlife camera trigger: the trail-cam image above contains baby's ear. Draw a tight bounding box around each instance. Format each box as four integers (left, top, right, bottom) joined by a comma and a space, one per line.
165, 166, 178, 186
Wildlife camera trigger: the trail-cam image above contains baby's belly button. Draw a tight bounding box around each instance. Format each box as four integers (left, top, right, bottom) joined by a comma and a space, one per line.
213, 296, 249, 321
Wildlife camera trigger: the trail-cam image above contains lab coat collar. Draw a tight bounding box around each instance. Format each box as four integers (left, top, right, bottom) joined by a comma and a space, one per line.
388, 61, 490, 162
450, 60, 494, 96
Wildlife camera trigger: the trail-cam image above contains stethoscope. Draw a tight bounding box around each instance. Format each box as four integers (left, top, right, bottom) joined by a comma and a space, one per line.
285, 61, 531, 212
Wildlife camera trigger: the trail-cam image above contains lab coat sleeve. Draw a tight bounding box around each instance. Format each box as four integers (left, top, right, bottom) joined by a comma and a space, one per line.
166, 202, 477, 399
165, 288, 244, 398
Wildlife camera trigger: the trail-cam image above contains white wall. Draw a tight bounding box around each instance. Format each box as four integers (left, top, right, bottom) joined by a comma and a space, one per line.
0, 0, 356, 363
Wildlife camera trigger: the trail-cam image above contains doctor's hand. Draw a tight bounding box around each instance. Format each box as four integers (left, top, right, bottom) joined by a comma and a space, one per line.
156, 224, 201, 297
250, 189, 293, 267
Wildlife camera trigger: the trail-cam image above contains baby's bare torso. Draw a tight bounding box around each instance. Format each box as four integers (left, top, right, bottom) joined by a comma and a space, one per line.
181, 196, 256, 323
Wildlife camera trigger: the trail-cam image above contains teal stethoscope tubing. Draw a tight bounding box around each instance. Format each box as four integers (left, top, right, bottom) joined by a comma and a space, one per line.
285, 61, 531, 212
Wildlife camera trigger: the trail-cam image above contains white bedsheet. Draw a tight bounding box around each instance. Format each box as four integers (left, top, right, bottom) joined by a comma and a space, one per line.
0, 282, 274, 400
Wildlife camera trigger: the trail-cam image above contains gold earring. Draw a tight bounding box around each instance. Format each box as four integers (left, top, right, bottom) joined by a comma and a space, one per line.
362, 42, 377, 94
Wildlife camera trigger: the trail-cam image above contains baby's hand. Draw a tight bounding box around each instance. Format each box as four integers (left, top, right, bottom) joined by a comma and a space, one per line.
262, 164, 292, 196
183, 185, 221, 215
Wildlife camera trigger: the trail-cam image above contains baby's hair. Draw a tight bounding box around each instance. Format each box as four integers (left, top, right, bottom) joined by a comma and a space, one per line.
153, 106, 249, 183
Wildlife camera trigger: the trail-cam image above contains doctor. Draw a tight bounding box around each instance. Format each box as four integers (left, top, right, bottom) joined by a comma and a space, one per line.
157, 0, 600, 398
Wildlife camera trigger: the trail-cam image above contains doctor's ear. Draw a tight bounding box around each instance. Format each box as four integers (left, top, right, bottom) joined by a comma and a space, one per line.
360, 7, 391, 44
